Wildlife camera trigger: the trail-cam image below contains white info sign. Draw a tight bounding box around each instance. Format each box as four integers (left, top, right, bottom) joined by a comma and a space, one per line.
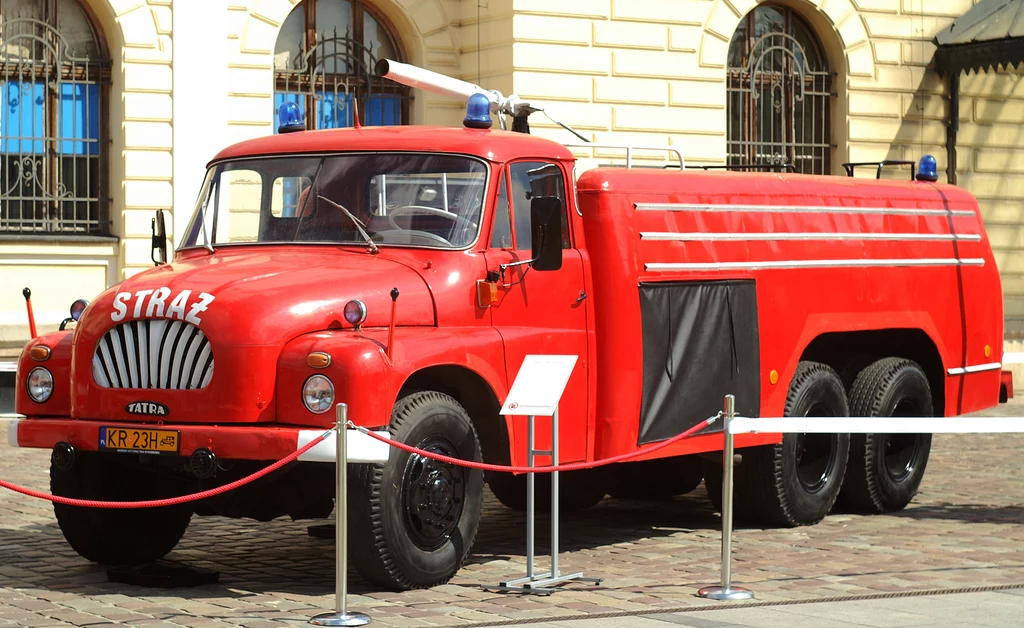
500, 354, 578, 416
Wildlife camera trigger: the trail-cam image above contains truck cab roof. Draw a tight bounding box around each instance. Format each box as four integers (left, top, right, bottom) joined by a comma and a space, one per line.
209, 125, 577, 165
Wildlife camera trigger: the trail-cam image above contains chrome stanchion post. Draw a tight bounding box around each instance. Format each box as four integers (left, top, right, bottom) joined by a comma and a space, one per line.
698, 394, 753, 601
550, 407, 559, 578
526, 414, 536, 579
311, 404, 372, 626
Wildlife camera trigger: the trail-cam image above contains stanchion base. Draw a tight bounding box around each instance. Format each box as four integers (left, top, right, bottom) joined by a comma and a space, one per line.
485, 573, 602, 596
697, 585, 754, 601
309, 611, 371, 626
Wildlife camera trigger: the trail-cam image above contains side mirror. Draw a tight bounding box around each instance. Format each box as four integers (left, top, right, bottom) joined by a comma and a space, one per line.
529, 196, 563, 271
151, 209, 168, 265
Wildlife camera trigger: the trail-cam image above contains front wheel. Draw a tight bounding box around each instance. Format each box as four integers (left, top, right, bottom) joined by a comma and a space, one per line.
51, 453, 193, 565
349, 391, 484, 590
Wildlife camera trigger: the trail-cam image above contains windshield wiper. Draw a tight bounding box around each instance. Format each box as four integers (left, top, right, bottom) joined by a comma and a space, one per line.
197, 204, 215, 254
317, 195, 380, 254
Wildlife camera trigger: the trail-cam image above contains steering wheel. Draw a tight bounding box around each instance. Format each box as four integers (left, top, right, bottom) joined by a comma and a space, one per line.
373, 229, 452, 247
388, 205, 478, 232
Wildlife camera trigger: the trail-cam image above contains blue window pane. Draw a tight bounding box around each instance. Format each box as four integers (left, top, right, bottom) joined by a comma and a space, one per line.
367, 95, 401, 126
273, 92, 306, 133
1, 82, 46, 153
58, 83, 100, 155
316, 91, 352, 129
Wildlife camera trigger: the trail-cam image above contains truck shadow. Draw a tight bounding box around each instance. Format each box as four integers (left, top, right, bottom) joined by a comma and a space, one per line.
0, 486, 728, 600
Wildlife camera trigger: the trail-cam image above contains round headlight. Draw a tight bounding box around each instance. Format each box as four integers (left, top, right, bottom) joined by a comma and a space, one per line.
344, 299, 367, 327
70, 299, 89, 321
27, 367, 54, 403
302, 374, 335, 414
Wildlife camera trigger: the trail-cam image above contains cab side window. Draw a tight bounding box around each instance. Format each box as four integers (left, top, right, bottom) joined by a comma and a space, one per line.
508, 161, 571, 251
490, 175, 513, 249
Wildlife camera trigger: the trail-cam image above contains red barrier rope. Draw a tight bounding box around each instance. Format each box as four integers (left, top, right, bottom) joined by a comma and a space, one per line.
0, 430, 332, 509
349, 413, 720, 473
1, 414, 718, 509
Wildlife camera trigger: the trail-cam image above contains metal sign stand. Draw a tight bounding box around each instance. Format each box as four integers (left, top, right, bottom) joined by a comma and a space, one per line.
493, 407, 602, 595
485, 355, 600, 595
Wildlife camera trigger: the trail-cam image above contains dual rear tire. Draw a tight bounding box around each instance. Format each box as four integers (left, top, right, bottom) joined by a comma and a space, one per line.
729, 358, 932, 526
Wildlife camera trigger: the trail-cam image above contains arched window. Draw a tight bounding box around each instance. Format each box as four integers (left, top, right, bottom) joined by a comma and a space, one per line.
274, 0, 409, 131
0, 0, 109, 234
727, 5, 833, 174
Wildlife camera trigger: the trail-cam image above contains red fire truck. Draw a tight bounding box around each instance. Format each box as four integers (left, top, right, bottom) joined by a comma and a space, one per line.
10, 61, 1003, 590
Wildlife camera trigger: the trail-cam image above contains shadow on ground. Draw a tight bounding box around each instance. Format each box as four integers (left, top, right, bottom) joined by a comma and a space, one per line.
0, 485, 725, 598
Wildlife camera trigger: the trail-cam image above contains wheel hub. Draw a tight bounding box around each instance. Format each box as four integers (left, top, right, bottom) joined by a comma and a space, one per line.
402, 437, 465, 550
795, 403, 838, 493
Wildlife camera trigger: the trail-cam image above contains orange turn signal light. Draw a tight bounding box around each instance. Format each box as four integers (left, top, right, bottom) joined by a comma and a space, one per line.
29, 345, 51, 361
984, 344, 992, 358
307, 352, 332, 368
769, 369, 779, 385
477, 280, 499, 307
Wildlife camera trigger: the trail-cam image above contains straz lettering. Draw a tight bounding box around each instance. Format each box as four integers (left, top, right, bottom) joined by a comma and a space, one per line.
111, 288, 215, 324
125, 401, 169, 416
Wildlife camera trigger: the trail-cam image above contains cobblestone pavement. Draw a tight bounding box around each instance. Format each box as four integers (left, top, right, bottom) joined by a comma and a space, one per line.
1, 401, 1023, 627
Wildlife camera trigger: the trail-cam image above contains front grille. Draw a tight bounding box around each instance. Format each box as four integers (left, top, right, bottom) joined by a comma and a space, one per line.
92, 319, 214, 390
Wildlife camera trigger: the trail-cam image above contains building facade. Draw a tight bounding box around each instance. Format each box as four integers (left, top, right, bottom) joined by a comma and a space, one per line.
1, 0, 1022, 359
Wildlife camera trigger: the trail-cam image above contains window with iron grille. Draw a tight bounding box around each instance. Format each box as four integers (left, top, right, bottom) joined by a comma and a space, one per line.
727, 5, 833, 174
0, 0, 110, 234
274, 0, 410, 131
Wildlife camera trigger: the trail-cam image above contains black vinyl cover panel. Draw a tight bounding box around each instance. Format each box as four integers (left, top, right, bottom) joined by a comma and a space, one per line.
638, 280, 760, 444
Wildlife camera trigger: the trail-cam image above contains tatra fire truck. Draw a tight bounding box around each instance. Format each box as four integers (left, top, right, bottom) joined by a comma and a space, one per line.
11, 60, 1003, 590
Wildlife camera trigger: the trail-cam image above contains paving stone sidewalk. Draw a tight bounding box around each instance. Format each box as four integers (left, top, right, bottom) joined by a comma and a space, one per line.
1, 401, 1022, 627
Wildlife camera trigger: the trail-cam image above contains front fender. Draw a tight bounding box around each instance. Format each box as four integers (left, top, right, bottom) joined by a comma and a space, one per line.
276, 326, 508, 428
15, 331, 73, 417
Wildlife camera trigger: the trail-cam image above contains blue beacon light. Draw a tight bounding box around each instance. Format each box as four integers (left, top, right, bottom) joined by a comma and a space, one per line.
277, 101, 305, 134
463, 92, 493, 129
916, 154, 938, 182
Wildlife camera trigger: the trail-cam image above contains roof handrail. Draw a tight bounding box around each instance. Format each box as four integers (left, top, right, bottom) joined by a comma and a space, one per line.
563, 143, 685, 170
841, 160, 915, 180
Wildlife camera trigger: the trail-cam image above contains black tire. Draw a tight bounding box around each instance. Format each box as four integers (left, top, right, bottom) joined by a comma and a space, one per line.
51, 453, 192, 565
606, 456, 703, 500
839, 358, 933, 513
735, 361, 850, 527
486, 468, 608, 512
349, 391, 484, 590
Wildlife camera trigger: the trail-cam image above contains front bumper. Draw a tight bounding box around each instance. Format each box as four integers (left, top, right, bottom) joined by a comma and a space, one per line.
7, 418, 391, 463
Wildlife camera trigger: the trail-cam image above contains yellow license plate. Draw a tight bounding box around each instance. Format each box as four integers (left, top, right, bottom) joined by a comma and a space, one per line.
100, 427, 179, 454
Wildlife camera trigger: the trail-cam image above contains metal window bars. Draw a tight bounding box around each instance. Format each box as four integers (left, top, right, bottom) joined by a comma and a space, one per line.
727, 13, 832, 176
0, 15, 110, 234
274, 27, 410, 130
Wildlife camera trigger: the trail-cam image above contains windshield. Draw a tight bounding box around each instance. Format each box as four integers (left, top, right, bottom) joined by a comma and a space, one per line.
180, 153, 488, 250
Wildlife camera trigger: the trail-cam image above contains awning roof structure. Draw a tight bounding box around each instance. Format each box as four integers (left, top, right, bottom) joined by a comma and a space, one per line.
934, 0, 1024, 74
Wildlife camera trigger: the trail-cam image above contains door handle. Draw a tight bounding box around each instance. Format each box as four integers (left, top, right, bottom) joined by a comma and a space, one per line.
575, 291, 587, 304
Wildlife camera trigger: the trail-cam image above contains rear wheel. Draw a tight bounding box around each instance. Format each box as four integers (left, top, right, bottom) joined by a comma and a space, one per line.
349, 391, 484, 590
607, 456, 703, 500
51, 453, 193, 565
840, 358, 933, 513
736, 361, 850, 526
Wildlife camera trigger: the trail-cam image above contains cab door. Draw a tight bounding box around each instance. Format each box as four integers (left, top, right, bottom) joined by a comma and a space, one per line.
483, 160, 590, 463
